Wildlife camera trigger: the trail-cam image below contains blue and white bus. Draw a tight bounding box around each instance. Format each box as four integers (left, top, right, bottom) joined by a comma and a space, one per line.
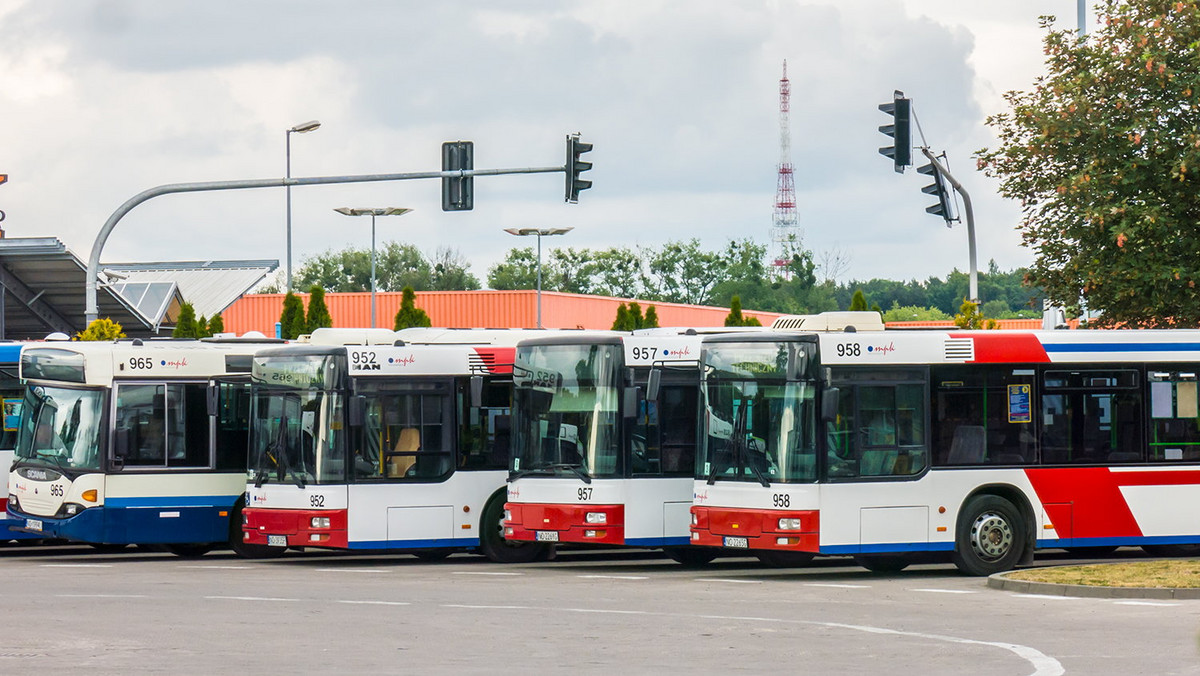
7, 337, 280, 556
0, 342, 38, 544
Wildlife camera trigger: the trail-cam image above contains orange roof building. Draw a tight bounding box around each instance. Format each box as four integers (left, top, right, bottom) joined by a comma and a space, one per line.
222, 290, 783, 335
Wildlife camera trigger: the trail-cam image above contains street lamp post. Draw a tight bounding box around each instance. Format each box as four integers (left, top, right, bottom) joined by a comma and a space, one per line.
286, 120, 321, 292
503, 227, 573, 329
334, 207, 413, 328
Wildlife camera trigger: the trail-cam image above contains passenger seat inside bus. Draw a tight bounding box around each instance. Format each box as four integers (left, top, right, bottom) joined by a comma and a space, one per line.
946, 425, 986, 464
387, 428, 420, 477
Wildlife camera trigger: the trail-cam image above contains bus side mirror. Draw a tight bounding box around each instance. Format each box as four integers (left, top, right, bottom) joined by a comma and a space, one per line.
113, 427, 130, 462
821, 387, 840, 422
470, 376, 484, 409
646, 368, 661, 402
623, 386, 640, 419
206, 386, 219, 417
348, 395, 366, 427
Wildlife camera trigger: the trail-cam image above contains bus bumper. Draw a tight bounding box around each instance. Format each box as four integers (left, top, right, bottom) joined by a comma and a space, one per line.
242, 507, 348, 549
503, 502, 625, 545
690, 506, 820, 553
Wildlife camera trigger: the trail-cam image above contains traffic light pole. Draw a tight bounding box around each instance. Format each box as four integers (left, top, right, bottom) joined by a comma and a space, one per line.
919, 147, 978, 304
84, 164, 562, 324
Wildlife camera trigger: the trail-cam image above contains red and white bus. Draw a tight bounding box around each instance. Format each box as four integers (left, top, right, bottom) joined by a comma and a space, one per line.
240, 328, 555, 562
502, 331, 721, 564
690, 318, 1200, 574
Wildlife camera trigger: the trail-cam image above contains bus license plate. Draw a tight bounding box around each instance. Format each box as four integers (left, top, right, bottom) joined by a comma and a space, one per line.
723, 536, 749, 548
267, 535, 287, 547
535, 531, 559, 542
25, 519, 42, 532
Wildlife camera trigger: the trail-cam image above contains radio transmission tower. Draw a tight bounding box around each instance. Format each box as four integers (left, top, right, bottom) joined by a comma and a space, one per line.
771, 60, 800, 279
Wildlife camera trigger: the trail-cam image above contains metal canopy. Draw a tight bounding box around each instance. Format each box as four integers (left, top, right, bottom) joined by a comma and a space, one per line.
0, 237, 152, 339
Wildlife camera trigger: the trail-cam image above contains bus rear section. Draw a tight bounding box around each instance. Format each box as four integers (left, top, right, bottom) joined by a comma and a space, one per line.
503, 333, 713, 563
7, 338, 278, 555
241, 330, 554, 563
691, 323, 1200, 574
0, 342, 38, 543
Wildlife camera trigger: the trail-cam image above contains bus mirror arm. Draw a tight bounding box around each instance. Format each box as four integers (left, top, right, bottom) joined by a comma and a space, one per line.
821, 388, 840, 422
469, 376, 483, 409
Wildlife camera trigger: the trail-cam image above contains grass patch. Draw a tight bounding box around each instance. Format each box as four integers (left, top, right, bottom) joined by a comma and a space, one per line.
1007, 560, 1200, 588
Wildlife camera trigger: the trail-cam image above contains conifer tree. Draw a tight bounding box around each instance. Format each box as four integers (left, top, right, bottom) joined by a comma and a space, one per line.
393, 286, 432, 329
280, 292, 307, 339
306, 285, 333, 332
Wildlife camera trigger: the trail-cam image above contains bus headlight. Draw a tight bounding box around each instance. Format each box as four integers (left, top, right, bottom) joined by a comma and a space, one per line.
585, 512, 606, 524
64, 503, 79, 516
7, 494, 16, 510
311, 517, 331, 529
504, 509, 512, 522
691, 513, 698, 526
777, 518, 802, 531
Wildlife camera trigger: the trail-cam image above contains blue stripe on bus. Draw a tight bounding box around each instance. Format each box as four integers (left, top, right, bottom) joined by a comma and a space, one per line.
347, 538, 479, 550
106, 495, 242, 508
821, 542, 956, 555
8, 503, 231, 544
1043, 343, 1200, 353
0, 344, 23, 362
1039, 535, 1200, 548
625, 536, 691, 547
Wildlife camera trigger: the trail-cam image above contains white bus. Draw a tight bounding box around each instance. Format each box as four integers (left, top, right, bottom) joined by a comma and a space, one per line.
7, 337, 280, 555
690, 324, 1200, 574
0, 343, 39, 544
502, 331, 720, 563
241, 329, 555, 562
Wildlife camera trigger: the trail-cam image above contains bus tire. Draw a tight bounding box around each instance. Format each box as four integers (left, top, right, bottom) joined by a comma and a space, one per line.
664, 546, 719, 566
755, 550, 814, 568
165, 543, 214, 558
853, 554, 911, 573
1142, 543, 1200, 557
478, 492, 551, 564
951, 494, 1026, 576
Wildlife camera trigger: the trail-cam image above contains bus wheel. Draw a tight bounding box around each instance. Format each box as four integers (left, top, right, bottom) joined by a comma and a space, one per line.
664, 547, 719, 566
952, 495, 1026, 576
1143, 543, 1200, 557
413, 549, 453, 561
478, 494, 551, 564
755, 550, 814, 568
853, 554, 911, 573
165, 543, 214, 558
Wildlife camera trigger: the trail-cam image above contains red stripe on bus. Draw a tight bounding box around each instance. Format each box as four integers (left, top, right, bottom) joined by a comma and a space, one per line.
1020, 467, 1200, 539
950, 333, 1050, 363
474, 347, 515, 374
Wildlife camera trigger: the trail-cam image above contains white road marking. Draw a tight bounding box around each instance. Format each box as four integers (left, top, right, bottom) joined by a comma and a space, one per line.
451, 571, 524, 576
180, 565, 253, 570
41, 564, 112, 568
911, 588, 979, 595
804, 583, 872, 589
315, 568, 390, 573
1011, 594, 1084, 601
443, 604, 531, 610
1114, 601, 1180, 607
56, 594, 147, 598
205, 596, 300, 602
577, 575, 649, 580
694, 578, 763, 584
564, 608, 649, 615
337, 600, 411, 606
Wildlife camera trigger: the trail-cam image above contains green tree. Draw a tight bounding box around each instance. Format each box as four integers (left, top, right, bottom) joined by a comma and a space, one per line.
976, 1, 1200, 327
487, 248, 540, 290
306, 285, 333, 332
280, 292, 307, 339
627, 302, 645, 329
954, 298, 999, 330
849, 289, 869, 312
881, 303, 953, 322
208, 314, 225, 335
429, 247, 482, 291
611, 303, 632, 330
724, 295, 761, 327
76, 318, 125, 341
642, 305, 660, 328
393, 286, 432, 329
295, 242, 457, 293
197, 315, 212, 338
173, 302, 200, 338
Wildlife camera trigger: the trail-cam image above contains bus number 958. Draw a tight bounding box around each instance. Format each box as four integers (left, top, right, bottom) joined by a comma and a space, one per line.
835, 343, 861, 358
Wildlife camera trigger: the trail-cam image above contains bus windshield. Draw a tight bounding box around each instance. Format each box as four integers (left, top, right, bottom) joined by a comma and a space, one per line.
699, 341, 819, 484
248, 389, 345, 487
511, 343, 621, 480
15, 386, 105, 473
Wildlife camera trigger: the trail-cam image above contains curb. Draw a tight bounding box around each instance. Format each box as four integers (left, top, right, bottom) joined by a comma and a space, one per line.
988, 569, 1200, 600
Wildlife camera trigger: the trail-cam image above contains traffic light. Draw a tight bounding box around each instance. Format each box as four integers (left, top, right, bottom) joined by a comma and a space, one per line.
565, 134, 593, 203
918, 158, 955, 224
441, 141, 473, 211
878, 91, 911, 173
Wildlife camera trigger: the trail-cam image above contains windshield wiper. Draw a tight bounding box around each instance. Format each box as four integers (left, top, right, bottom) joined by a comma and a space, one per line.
510, 463, 591, 484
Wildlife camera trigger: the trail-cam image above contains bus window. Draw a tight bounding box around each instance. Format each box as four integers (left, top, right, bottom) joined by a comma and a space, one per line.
1149, 369, 1200, 462
932, 366, 1037, 466
458, 379, 512, 470
828, 369, 927, 479
1040, 369, 1141, 464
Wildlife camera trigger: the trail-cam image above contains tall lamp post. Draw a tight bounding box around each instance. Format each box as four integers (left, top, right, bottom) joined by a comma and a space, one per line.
503, 227, 573, 329
334, 207, 413, 328
286, 120, 321, 292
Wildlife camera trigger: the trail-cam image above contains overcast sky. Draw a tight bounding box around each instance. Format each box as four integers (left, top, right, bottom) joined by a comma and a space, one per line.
0, 1, 1090, 292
